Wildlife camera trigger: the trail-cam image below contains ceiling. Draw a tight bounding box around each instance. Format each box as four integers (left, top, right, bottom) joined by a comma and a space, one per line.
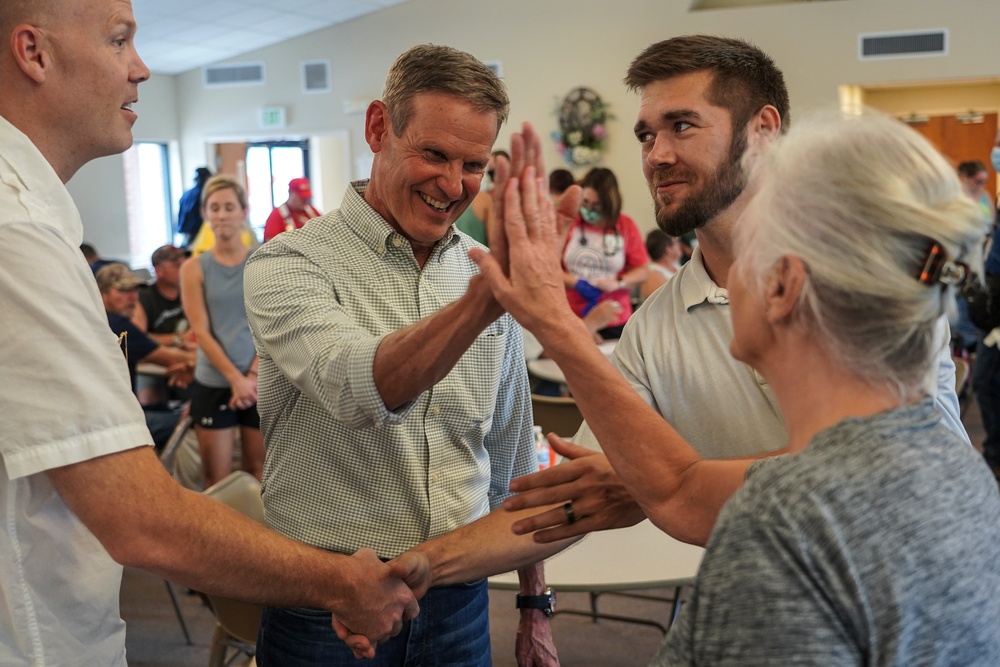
132, 0, 412, 75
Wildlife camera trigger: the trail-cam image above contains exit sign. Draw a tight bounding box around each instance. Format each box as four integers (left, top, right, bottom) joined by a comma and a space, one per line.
259, 106, 286, 129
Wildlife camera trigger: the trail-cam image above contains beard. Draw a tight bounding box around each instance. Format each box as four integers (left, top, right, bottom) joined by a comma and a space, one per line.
652, 129, 749, 237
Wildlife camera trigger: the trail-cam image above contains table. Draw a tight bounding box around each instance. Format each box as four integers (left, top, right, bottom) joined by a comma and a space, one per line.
527, 340, 618, 385
136, 361, 166, 377
490, 519, 703, 632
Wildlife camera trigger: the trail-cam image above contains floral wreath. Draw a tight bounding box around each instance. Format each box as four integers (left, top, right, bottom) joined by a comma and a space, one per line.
552, 87, 611, 166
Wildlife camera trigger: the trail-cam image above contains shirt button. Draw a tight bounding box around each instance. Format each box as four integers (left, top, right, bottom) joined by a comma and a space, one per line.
392, 236, 403, 247
430, 406, 441, 416
431, 473, 440, 483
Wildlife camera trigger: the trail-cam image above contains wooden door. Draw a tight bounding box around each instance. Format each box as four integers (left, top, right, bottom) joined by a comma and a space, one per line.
904, 112, 997, 199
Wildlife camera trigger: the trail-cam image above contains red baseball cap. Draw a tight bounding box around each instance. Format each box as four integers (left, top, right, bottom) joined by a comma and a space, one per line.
289, 178, 312, 199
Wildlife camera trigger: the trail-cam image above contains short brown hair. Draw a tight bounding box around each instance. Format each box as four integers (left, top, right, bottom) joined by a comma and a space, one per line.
382, 44, 509, 137
625, 35, 789, 135
201, 175, 247, 211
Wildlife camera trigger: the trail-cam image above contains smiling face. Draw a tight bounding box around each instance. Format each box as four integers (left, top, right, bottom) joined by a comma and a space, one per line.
42, 0, 149, 176
634, 70, 749, 237
363, 92, 497, 261
203, 187, 246, 242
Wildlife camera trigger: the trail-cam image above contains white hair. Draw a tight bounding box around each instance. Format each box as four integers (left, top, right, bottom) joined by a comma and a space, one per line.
735, 109, 985, 399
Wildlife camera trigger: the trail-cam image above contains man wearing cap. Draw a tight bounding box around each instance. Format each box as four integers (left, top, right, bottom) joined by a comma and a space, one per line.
263, 177, 322, 241
97, 263, 194, 450
135, 244, 194, 351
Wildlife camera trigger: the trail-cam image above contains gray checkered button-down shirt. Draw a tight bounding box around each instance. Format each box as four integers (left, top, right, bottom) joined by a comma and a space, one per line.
244, 181, 535, 559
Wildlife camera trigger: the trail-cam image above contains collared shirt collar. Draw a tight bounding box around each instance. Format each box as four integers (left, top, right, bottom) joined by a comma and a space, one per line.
678, 247, 729, 311
343, 180, 461, 264
0, 114, 82, 243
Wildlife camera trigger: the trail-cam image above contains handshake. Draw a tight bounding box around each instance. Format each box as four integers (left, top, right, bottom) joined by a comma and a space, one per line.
327, 547, 433, 659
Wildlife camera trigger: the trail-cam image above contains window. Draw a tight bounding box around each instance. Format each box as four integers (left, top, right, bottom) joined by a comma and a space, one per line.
245, 140, 310, 236
123, 142, 172, 268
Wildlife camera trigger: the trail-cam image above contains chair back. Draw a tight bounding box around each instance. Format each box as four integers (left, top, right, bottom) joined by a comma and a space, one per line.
531, 394, 584, 438
203, 472, 265, 647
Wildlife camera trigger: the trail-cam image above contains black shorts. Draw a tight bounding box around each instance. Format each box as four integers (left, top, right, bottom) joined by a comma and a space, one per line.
189, 381, 260, 430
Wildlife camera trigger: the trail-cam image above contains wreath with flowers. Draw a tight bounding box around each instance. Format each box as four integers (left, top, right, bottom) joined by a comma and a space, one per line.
552, 87, 611, 166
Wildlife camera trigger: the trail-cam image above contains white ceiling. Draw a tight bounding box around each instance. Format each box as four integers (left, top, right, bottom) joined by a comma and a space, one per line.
133, 0, 412, 75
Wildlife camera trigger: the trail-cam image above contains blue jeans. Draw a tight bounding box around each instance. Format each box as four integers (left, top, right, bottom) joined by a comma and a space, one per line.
256, 579, 491, 667
975, 339, 1000, 468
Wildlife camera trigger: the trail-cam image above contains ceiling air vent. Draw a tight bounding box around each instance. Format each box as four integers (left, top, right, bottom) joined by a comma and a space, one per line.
859, 29, 947, 60
302, 60, 331, 94
203, 62, 265, 88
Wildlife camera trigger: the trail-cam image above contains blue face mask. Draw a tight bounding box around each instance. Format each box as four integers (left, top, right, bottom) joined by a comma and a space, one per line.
579, 206, 602, 224
991, 147, 1000, 173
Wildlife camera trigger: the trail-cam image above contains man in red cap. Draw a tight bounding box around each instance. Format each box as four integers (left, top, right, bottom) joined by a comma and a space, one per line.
263, 177, 322, 241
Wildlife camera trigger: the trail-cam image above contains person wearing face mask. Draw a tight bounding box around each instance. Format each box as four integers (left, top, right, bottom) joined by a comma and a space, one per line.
562, 167, 649, 339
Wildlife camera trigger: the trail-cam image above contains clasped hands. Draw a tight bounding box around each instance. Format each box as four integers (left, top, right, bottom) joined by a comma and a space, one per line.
467, 124, 647, 543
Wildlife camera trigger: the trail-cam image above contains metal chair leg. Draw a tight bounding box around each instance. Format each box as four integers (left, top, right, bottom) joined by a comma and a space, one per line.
164, 580, 193, 645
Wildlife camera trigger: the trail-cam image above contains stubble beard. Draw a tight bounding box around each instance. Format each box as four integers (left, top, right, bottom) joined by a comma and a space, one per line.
652, 129, 749, 237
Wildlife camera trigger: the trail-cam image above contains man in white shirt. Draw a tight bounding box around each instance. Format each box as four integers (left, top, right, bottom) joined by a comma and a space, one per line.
500, 35, 966, 546
0, 2, 415, 663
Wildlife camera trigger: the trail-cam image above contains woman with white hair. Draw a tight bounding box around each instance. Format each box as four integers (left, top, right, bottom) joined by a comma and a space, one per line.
474, 112, 1000, 664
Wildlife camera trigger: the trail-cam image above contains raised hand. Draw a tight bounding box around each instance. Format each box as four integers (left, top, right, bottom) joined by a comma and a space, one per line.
503, 436, 645, 543
471, 162, 577, 335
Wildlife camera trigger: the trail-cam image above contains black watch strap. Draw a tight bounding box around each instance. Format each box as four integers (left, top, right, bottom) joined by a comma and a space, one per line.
515, 587, 555, 617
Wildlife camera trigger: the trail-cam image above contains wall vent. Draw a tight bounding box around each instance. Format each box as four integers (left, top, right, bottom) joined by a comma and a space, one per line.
302, 60, 331, 94
203, 62, 266, 88
859, 29, 947, 60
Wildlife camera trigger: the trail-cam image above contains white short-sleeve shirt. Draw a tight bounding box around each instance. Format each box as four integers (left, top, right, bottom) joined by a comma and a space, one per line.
0, 115, 151, 665
573, 248, 966, 457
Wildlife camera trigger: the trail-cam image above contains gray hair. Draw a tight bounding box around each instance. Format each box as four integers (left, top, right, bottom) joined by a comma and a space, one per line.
381, 44, 509, 137
735, 110, 985, 399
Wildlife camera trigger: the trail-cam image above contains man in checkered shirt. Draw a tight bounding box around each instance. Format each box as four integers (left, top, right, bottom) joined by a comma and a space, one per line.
244, 44, 573, 667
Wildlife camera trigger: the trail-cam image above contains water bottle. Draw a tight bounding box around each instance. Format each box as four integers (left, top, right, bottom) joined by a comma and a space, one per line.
534, 425, 551, 470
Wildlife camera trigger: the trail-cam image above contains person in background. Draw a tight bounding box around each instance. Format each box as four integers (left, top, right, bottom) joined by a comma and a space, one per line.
0, 2, 416, 663
951, 160, 994, 357
97, 262, 193, 451
973, 132, 1000, 482
454, 188, 495, 246
244, 44, 569, 667
80, 241, 124, 274
134, 244, 194, 349
133, 244, 195, 405
263, 177, 322, 241
548, 168, 575, 208
640, 229, 682, 300
181, 176, 264, 489
958, 159, 996, 224
475, 106, 1000, 667
177, 166, 212, 247
562, 166, 649, 339
189, 195, 260, 257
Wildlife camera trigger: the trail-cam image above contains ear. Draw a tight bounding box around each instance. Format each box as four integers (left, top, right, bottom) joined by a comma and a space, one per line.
764, 256, 806, 324
746, 104, 781, 148
364, 100, 390, 154
10, 24, 49, 84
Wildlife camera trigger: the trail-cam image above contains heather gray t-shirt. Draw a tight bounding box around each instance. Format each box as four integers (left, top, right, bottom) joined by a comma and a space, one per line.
653, 399, 1000, 666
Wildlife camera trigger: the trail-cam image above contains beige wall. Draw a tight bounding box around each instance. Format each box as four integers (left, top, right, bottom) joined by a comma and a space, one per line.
106, 0, 1000, 245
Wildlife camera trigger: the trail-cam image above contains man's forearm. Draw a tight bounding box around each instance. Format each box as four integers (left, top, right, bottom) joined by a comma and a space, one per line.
406, 504, 578, 589
374, 277, 503, 410
47, 446, 415, 638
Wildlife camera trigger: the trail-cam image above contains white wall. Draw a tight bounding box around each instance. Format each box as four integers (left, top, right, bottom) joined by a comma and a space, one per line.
73, 0, 1000, 247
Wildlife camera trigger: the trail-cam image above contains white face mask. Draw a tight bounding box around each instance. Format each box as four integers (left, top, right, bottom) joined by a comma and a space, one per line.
991, 147, 1000, 173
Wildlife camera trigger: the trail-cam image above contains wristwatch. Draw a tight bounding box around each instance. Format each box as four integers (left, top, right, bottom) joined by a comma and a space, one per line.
515, 587, 556, 617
